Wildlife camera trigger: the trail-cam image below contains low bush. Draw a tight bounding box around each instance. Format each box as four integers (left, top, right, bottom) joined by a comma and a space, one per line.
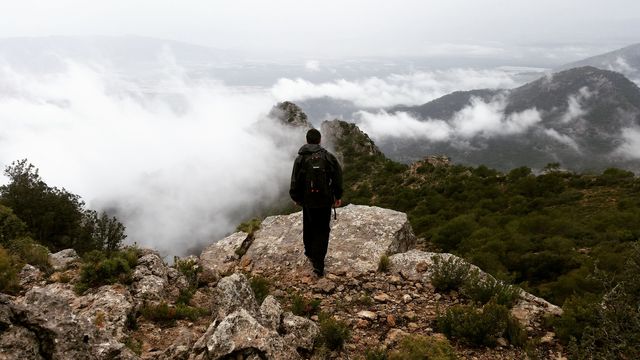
318, 313, 351, 351
249, 275, 271, 304
6, 236, 50, 272
290, 293, 321, 317
436, 301, 525, 347
388, 335, 458, 360
140, 302, 209, 326
75, 248, 139, 294
431, 255, 472, 292
364, 347, 388, 360
377, 254, 391, 273
462, 271, 520, 307
0, 245, 19, 294
236, 218, 261, 234
174, 257, 200, 287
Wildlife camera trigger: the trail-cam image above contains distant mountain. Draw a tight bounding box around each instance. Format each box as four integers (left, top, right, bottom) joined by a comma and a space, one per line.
557, 43, 640, 83
381, 66, 640, 171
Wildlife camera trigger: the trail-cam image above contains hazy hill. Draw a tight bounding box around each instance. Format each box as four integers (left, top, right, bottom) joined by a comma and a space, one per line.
384, 66, 640, 171
557, 43, 640, 83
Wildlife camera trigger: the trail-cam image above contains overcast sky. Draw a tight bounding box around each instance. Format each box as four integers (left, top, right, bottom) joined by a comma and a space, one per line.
1, 0, 639, 59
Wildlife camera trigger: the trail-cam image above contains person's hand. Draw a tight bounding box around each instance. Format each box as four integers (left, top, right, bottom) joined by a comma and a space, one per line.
334, 199, 342, 207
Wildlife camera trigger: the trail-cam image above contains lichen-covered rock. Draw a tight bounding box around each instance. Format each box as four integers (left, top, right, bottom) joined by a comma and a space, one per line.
0, 326, 43, 360
239, 204, 416, 276
210, 273, 259, 321
18, 264, 44, 287
281, 312, 319, 352
259, 295, 283, 331
73, 285, 134, 342
132, 254, 168, 304
199, 232, 248, 279
48, 248, 80, 271
389, 249, 563, 327
4, 285, 137, 360
205, 309, 300, 360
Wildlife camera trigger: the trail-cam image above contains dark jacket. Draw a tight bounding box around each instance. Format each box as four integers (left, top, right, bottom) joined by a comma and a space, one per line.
289, 144, 343, 207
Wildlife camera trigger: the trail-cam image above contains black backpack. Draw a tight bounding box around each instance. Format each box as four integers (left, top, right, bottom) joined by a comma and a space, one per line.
302, 151, 333, 208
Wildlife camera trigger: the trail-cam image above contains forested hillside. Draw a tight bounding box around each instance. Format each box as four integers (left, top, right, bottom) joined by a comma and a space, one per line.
325, 119, 640, 355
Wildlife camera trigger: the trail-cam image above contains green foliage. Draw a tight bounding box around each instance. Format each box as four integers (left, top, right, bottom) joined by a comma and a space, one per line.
377, 254, 390, 272
318, 313, 351, 351
249, 275, 271, 304
431, 255, 472, 292
364, 347, 388, 360
75, 248, 139, 294
290, 293, 321, 317
0, 204, 27, 245
174, 257, 200, 287
0, 160, 127, 254
388, 335, 458, 360
0, 245, 19, 294
5, 236, 50, 271
140, 302, 208, 326
462, 271, 520, 307
124, 337, 143, 356
436, 301, 525, 347
236, 218, 261, 234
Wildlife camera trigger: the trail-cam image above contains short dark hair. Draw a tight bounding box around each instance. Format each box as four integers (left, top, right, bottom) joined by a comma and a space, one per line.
306, 129, 321, 144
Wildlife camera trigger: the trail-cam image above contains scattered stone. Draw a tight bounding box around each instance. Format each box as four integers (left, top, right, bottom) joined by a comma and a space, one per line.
374, 293, 391, 303
386, 314, 396, 327
402, 294, 412, 303
540, 331, 556, 344
314, 278, 336, 294
357, 310, 377, 321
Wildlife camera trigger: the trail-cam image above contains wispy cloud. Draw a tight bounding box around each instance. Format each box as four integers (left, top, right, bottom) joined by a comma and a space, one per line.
271, 68, 522, 108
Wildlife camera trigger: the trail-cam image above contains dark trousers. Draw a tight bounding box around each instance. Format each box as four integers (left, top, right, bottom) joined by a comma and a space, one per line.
302, 206, 332, 273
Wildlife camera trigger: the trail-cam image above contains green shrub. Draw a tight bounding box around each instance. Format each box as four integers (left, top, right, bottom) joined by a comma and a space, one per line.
0, 245, 19, 294
140, 302, 209, 325
75, 248, 139, 293
236, 218, 261, 234
0, 204, 27, 245
124, 336, 143, 356
174, 257, 200, 287
6, 236, 50, 271
290, 293, 321, 317
462, 271, 520, 307
318, 313, 351, 351
377, 254, 391, 272
431, 255, 472, 292
436, 301, 525, 347
388, 335, 458, 360
176, 288, 195, 306
364, 347, 388, 360
250, 275, 271, 304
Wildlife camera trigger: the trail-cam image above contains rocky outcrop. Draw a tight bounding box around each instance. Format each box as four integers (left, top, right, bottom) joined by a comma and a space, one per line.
190, 274, 317, 360
132, 253, 168, 304
269, 101, 312, 128
203, 205, 416, 278
48, 248, 80, 271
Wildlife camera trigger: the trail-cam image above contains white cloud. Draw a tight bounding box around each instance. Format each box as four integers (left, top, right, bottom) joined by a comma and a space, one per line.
543, 128, 581, 152
305, 60, 321, 72
0, 61, 304, 257
355, 96, 542, 142
271, 68, 521, 108
560, 86, 592, 124
616, 127, 640, 159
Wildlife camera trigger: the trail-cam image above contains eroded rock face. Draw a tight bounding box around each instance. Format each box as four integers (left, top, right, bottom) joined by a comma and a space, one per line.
238, 204, 416, 276
48, 248, 80, 271
18, 264, 44, 288
132, 254, 168, 304
199, 232, 248, 280
210, 273, 259, 321
72, 285, 134, 342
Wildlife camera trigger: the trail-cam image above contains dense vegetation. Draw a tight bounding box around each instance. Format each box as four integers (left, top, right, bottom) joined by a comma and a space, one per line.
334, 120, 640, 355
0, 159, 127, 293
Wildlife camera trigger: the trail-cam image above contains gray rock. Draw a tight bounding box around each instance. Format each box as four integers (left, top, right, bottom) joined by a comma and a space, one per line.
199, 232, 248, 279
211, 273, 259, 321
19, 264, 44, 287
259, 295, 283, 331
48, 248, 79, 271
205, 309, 300, 360
281, 312, 319, 352
73, 285, 134, 342
132, 254, 168, 303
0, 326, 43, 360
237, 205, 416, 276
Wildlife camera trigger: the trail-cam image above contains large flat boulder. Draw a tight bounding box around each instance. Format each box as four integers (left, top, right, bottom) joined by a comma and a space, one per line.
237, 204, 416, 276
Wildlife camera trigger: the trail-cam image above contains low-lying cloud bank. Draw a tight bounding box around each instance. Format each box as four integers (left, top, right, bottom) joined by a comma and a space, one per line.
354, 96, 543, 145
0, 61, 306, 257
271, 68, 522, 108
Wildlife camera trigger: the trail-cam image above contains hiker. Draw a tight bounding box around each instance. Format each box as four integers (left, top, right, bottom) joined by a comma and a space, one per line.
290, 128, 343, 277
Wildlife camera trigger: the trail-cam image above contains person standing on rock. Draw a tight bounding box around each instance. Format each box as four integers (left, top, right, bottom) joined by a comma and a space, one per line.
290, 128, 343, 277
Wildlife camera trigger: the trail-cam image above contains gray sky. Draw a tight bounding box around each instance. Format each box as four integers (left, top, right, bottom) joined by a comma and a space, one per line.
1, 0, 639, 58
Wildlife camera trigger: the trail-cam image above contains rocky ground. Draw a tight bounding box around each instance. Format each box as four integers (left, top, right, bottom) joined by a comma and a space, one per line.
1, 205, 567, 359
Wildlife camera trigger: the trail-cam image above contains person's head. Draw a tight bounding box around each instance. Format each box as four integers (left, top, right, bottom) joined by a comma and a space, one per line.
306, 128, 321, 144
